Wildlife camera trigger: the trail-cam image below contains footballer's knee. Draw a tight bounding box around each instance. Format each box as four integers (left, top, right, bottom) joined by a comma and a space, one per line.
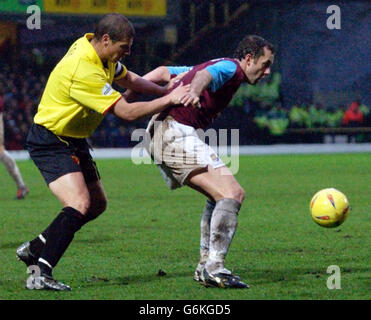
90, 196, 107, 217
239, 188, 246, 204
65, 193, 91, 215
86, 181, 107, 217
66, 203, 90, 215
224, 186, 245, 204
76, 198, 91, 215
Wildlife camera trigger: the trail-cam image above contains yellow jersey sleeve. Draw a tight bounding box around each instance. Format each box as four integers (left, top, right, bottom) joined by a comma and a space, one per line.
114, 62, 127, 81
70, 58, 122, 114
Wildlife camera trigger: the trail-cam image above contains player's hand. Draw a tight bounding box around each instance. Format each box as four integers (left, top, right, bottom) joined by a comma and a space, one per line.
165, 71, 189, 91
123, 89, 138, 102
169, 82, 191, 104
180, 91, 201, 108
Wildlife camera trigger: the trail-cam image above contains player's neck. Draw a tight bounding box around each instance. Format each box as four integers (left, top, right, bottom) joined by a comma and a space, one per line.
90, 38, 108, 64
238, 58, 246, 70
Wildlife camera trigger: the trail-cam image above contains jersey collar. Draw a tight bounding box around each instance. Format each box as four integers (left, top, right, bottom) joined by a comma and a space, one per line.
83, 33, 104, 69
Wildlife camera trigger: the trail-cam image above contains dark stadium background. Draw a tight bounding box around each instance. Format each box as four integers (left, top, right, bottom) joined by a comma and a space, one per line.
0, 0, 370, 149
0, 1, 370, 305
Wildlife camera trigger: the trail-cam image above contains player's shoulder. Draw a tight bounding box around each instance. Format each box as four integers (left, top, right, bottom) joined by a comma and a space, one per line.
209, 57, 238, 66
60, 34, 95, 65
68, 40, 106, 79
204, 58, 238, 75
55, 38, 86, 73
62, 36, 87, 61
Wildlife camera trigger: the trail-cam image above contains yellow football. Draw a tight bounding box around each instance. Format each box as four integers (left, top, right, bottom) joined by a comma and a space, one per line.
310, 188, 350, 228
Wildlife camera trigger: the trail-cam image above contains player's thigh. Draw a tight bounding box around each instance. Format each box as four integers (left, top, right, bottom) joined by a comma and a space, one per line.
47, 157, 106, 216
27, 124, 84, 184
26, 124, 93, 213
49, 171, 91, 214
186, 165, 245, 203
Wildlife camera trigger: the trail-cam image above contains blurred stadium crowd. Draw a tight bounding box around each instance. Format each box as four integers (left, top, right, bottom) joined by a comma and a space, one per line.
1, 54, 370, 150
0, 54, 149, 150
1, 0, 370, 149
0, 57, 43, 150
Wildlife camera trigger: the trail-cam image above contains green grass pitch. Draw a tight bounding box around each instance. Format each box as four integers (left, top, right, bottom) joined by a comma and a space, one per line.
0, 153, 370, 300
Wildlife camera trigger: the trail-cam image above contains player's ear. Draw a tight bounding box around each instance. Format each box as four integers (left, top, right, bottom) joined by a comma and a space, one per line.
101, 34, 111, 47
243, 53, 253, 66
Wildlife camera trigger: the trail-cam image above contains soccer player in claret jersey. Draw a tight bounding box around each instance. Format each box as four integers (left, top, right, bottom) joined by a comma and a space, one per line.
16, 13, 189, 291
128, 35, 275, 288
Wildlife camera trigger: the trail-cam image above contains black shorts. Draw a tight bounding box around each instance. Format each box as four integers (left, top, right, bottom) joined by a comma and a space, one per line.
26, 123, 101, 185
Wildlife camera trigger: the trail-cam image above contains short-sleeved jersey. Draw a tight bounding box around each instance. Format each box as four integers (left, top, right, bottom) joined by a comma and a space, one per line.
162, 58, 247, 129
34, 33, 126, 138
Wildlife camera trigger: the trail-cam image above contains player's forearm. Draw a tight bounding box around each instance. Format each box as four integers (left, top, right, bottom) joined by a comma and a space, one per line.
190, 70, 212, 96
129, 74, 166, 96
117, 71, 167, 96
112, 95, 172, 121
142, 66, 171, 83
122, 67, 170, 102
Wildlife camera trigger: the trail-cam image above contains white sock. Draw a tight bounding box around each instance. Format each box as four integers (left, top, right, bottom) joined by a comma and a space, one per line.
197, 199, 216, 271
205, 198, 240, 274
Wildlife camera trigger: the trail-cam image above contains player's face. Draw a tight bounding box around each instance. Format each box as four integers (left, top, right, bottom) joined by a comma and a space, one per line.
243, 47, 274, 85
105, 36, 133, 63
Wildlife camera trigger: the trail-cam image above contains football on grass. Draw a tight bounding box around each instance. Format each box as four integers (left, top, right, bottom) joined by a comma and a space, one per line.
310, 188, 350, 228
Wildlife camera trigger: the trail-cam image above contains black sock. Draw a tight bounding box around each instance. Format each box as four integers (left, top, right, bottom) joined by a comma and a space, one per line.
38, 207, 84, 275
38, 260, 53, 278
81, 212, 98, 225
30, 211, 97, 260
29, 231, 48, 257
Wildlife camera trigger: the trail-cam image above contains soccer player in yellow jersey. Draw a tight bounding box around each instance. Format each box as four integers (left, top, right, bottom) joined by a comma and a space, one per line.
16, 13, 189, 291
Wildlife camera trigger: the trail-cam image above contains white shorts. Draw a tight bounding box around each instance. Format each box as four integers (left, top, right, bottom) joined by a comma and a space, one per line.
146, 114, 225, 190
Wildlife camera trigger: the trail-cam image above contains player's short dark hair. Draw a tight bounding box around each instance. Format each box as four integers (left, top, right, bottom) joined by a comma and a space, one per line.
233, 35, 275, 61
94, 13, 135, 42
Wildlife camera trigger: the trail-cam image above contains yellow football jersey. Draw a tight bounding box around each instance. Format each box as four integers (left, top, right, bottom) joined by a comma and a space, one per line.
34, 33, 126, 138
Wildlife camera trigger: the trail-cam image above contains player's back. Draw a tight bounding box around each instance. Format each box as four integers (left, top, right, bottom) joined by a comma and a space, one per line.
34, 34, 117, 138
164, 58, 247, 129
39, 34, 101, 109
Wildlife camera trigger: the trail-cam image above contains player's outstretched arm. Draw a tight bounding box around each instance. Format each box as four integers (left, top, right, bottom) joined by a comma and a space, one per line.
141, 66, 171, 83
115, 70, 167, 96
122, 66, 188, 102
111, 82, 190, 121
123, 66, 171, 102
